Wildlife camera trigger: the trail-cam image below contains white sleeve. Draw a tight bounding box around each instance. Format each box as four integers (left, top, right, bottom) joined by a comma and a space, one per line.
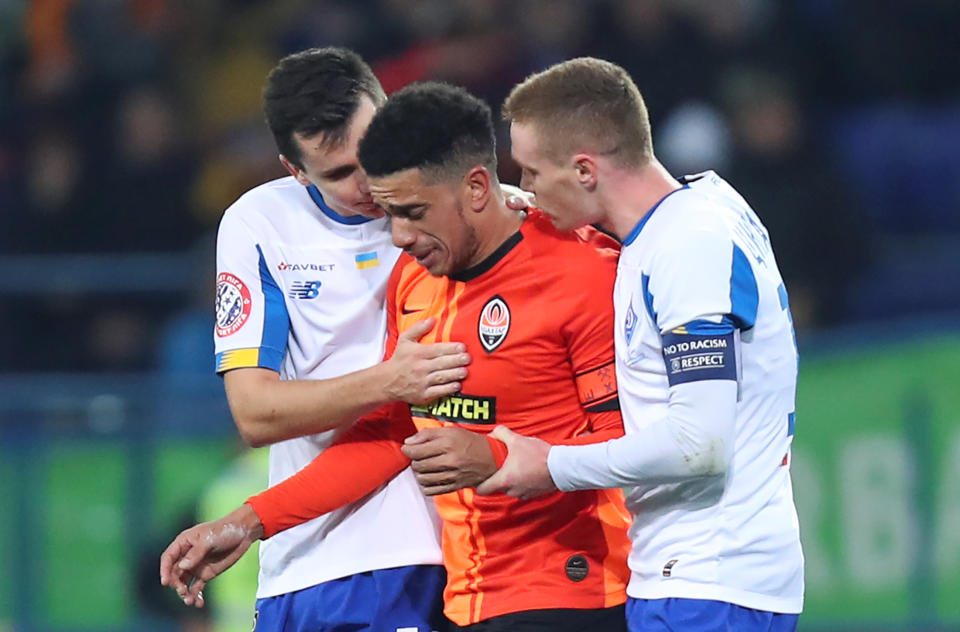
213, 210, 290, 374
548, 215, 752, 490
645, 220, 759, 334
548, 369, 737, 491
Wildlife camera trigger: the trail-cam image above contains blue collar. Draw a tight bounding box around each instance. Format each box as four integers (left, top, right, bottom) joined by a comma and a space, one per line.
307, 185, 374, 225
621, 185, 689, 246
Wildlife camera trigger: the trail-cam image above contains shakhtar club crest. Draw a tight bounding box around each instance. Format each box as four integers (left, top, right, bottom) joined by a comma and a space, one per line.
478, 295, 510, 352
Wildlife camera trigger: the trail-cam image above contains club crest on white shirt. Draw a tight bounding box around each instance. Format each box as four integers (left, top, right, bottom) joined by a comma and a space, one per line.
624, 299, 638, 344
216, 272, 252, 337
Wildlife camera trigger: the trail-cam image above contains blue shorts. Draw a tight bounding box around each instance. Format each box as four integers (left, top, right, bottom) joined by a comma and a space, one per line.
626, 597, 799, 632
253, 564, 447, 632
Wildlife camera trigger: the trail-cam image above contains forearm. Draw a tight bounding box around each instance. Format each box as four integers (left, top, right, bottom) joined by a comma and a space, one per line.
225, 364, 395, 447
247, 412, 414, 537
548, 380, 737, 491
556, 409, 624, 446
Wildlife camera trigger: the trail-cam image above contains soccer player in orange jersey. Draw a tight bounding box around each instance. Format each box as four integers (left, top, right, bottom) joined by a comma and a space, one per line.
161, 82, 631, 631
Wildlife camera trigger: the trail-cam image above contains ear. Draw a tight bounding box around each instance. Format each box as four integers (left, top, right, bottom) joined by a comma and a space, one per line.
279, 155, 311, 186
463, 165, 492, 213
572, 153, 598, 192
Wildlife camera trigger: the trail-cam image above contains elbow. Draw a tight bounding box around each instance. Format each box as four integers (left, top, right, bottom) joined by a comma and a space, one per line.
241, 432, 271, 449
682, 438, 730, 477
233, 414, 273, 448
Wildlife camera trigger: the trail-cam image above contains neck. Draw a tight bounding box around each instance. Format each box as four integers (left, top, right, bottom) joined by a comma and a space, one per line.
465, 192, 525, 268
598, 159, 682, 241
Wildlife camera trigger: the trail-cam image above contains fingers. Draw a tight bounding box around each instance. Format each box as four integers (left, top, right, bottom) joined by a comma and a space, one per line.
424, 366, 468, 387
425, 350, 471, 369
397, 317, 436, 342
419, 481, 467, 496
182, 576, 207, 608
414, 468, 481, 496
407, 453, 450, 473
475, 470, 506, 496
159, 536, 187, 587
403, 427, 446, 448
422, 343, 469, 360
420, 381, 463, 403
403, 428, 436, 446
489, 425, 518, 444
176, 536, 213, 575
505, 194, 530, 211
160, 531, 201, 592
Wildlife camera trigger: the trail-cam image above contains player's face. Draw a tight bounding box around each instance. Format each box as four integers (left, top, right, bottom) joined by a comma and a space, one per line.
510, 121, 592, 231
369, 168, 481, 277
282, 96, 384, 219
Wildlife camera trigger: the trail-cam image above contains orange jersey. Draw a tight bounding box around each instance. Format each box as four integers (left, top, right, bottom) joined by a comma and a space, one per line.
249, 210, 631, 625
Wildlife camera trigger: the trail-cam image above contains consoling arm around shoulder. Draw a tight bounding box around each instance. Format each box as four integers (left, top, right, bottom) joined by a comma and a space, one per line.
548, 378, 737, 491
247, 402, 415, 538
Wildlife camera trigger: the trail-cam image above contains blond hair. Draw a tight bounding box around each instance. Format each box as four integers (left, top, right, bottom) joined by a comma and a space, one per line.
503, 57, 653, 167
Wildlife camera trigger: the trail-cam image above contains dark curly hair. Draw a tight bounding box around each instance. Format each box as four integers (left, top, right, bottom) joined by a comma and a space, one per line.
263, 47, 385, 170
358, 81, 497, 183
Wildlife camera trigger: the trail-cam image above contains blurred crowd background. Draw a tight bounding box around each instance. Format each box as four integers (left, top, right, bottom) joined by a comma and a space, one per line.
1, 1, 959, 631
1, 0, 959, 372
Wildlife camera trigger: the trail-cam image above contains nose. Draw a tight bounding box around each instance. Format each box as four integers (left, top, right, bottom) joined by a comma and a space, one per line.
519, 174, 534, 195
355, 169, 369, 195
391, 217, 416, 249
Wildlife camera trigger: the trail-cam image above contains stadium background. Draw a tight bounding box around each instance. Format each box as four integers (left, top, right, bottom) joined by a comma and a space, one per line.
1, 1, 958, 630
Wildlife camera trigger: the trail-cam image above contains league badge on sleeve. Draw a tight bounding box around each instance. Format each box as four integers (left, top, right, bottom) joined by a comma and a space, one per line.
478, 295, 510, 352
216, 272, 252, 337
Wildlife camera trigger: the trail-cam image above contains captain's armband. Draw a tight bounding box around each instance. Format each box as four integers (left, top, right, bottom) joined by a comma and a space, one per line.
575, 360, 619, 412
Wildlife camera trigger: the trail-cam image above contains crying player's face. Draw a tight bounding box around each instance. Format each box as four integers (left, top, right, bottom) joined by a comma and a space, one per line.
369, 168, 482, 278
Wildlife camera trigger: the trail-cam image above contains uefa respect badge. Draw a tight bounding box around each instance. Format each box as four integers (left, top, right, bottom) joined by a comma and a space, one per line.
216, 272, 252, 337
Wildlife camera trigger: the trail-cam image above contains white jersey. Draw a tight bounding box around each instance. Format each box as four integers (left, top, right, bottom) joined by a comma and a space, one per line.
214, 176, 442, 599
616, 171, 803, 612
549, 171, 803, 613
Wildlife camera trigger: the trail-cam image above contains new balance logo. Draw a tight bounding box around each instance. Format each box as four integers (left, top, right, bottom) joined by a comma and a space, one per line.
288, 280, 321, 299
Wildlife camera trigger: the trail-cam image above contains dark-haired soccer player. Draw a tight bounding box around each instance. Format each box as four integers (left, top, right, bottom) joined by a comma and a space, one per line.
162, 82, 632, 631
166, 47, 471, 632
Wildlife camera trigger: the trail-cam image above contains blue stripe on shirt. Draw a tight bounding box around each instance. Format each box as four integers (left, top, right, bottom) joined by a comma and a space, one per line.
257, 245, 289, 371
729, 244, 759, 330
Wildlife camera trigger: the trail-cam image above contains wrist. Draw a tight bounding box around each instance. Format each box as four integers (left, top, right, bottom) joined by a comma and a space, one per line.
365, 360, 397, 404
237, 503, 265, 540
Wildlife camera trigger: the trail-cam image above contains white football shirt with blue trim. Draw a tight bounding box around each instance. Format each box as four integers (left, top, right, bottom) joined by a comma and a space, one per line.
614, 171, 803, 613
214, 176, 442, 599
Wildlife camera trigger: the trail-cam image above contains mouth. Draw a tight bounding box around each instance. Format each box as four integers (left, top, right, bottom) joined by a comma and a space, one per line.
409, 247, 440, 269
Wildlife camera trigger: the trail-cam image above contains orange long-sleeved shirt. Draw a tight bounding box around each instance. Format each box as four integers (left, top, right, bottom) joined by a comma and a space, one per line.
249, 210, 631, 625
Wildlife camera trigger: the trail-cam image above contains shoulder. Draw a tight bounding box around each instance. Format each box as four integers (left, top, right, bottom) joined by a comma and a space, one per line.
520, 211, 618, 300
220, 176, 303, 226
522, 209, 619, 271
387, 251, 424, 291
629, 190, 731, 269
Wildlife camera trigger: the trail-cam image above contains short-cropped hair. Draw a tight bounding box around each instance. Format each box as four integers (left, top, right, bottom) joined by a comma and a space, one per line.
358, 81, 497, 183
503, 57, 653, 168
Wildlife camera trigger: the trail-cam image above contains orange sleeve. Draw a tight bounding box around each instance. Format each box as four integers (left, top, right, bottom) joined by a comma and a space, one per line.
247, 402, 415, 538
485, 434, 508, 467
558, 246, 624, 443
556, 409, 624, 446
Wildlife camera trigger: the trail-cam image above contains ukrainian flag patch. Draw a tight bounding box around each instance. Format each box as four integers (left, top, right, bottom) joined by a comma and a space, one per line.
355, 251, 379, 269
